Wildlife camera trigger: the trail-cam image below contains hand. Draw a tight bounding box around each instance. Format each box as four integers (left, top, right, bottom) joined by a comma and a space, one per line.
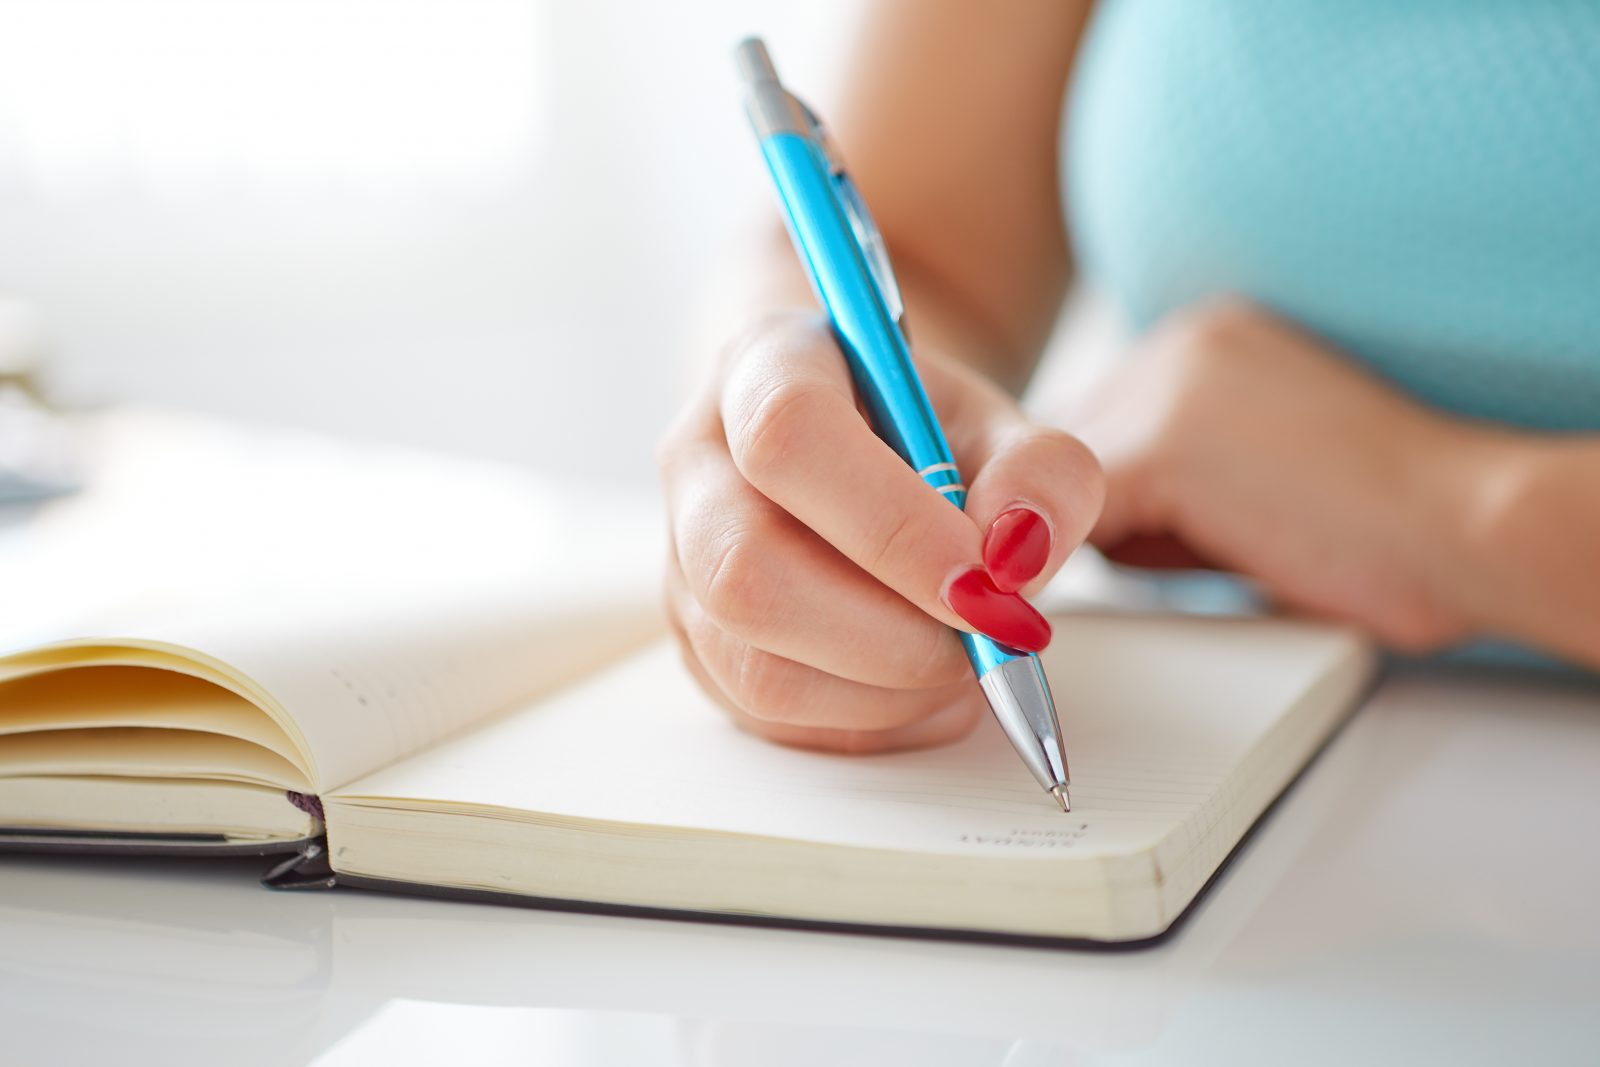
1068, 298, 1484, 651
659, 312, 1104, 753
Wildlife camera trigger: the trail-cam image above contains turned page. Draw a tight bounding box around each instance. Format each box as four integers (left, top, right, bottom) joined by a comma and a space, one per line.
332, 613, 1373, 860
0, 411, 664, 792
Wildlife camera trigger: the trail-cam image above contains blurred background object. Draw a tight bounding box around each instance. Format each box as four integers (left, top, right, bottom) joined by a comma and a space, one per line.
0, 0, 856, 487
0, 298, 80, 501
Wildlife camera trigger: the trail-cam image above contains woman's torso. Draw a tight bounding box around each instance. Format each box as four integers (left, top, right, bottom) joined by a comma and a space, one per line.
1067, 0, 1600, 431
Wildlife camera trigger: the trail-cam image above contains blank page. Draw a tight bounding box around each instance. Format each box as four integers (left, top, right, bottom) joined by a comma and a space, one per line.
334, 614, 1372, 862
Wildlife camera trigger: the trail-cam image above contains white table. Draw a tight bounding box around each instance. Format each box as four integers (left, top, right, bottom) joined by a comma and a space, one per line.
4, 665, 1597, 1066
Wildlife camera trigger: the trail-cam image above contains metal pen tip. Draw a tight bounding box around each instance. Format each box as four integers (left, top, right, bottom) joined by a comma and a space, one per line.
978, 655, 1072, 811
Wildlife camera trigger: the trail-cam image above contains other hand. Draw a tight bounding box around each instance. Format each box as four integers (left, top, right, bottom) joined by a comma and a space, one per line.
1071, 298, 1482, 651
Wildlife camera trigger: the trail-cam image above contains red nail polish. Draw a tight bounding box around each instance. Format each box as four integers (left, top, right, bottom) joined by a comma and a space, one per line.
984, 507, 1052, 594
944, 568, 1052, 653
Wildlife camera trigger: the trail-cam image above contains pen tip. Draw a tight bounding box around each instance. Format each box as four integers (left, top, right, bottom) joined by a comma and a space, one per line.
1050, 784, 1071, 813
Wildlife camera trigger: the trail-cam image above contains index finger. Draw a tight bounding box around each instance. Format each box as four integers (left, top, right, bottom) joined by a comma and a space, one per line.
718, 320, 983, 633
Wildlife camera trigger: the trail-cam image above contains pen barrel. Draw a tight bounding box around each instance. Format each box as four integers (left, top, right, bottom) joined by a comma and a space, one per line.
758, 132, 1024, 678
758, 133, 957, 478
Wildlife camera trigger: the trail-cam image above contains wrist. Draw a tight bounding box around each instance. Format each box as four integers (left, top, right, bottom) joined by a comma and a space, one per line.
1413, 418, 1549, 640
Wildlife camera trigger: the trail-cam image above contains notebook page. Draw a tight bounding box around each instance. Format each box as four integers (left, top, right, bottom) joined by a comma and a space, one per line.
334, 614, 1368, 860
0, 410, 663, 791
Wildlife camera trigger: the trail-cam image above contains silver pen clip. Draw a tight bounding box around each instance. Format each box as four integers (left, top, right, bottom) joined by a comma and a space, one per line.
833, 169, 907, 332
736, 37, 907, 335
805, 104, 908, 332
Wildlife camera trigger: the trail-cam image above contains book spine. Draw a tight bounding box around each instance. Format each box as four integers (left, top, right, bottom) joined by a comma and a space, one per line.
260, 837, 337, 890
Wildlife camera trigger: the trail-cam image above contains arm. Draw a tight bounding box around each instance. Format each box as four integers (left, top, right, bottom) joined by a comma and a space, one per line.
1455, 437, 1600, 666
1073, 297, 1600, 669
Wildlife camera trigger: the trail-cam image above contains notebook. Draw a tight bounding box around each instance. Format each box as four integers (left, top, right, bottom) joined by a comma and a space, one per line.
0, 410, 1376, 944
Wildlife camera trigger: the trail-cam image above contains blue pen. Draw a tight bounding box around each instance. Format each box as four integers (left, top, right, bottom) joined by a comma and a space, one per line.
736, 38, 1072, 812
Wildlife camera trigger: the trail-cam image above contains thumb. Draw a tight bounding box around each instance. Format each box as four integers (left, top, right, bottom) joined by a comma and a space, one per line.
960, 416, 1106, 596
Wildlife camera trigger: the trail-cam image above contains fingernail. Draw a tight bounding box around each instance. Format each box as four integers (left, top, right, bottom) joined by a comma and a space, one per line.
983, 506, 1052, 594
943, 567, 1052, 653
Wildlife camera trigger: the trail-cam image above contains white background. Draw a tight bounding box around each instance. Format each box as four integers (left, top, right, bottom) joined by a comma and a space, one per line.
0, 0, 859, 486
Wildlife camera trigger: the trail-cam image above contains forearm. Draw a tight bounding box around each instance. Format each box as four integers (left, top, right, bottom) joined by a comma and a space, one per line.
1448, 432, 1600, 667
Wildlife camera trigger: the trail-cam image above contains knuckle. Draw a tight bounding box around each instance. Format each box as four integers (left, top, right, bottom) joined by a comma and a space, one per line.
861, 508, 927, 577
726, 374, 833, 486
697, 532, 783, 636
728, 645, 803, 720
674, 471, 788, 640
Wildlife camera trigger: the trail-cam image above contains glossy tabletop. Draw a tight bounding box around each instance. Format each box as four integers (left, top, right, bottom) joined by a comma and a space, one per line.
3, 664, 1597, 1066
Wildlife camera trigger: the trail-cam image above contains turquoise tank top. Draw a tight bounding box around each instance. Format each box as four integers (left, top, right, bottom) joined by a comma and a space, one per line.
1067, 0, 1600, 432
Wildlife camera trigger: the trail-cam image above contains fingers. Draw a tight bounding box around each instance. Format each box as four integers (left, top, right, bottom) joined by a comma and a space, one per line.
661, 311, 1103, 751
725, 698, 985, 756
960, 417, 1105, 595
1081, 440, 1187, 564
661, 388, 969, 691
664, 552, 984, 754
718, 321, 987, 633
1098, 532, 1222, 571
668, 558, 981, 733
1059, 338, 1188, 558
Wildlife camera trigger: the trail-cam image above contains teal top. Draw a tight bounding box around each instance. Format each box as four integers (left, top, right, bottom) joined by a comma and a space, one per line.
1067, 0, 1600, 432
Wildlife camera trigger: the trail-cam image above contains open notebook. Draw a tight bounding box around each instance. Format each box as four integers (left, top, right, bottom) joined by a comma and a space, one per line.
0, 411, 1376, 944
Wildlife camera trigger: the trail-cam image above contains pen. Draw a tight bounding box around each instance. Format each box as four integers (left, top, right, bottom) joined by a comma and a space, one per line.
735, 38, 1073, 812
